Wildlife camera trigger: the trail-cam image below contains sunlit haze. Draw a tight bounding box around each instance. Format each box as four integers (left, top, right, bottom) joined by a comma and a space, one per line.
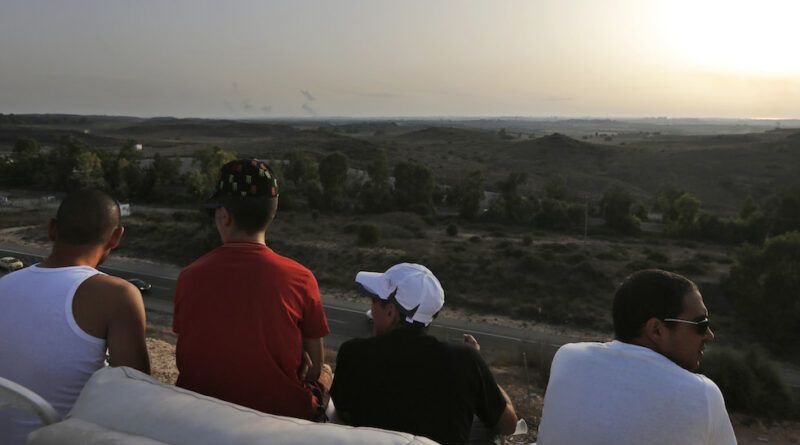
1, 0, 798, 119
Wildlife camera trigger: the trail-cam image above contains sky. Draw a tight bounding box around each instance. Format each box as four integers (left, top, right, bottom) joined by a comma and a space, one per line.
1, 0, 799, 119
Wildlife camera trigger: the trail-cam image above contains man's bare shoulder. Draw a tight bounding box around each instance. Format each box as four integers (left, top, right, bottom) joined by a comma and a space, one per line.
77, 274, 142, 307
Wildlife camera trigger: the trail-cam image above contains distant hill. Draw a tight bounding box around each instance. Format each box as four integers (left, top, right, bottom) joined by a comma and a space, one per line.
1, 115, 798, 213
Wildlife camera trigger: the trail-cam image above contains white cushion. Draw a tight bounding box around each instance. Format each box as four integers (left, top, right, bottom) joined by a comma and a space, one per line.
62, 367, 437, 445
28, 418, 169, 445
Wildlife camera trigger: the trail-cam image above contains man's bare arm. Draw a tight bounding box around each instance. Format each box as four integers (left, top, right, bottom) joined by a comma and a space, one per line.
301, 337, 324, 383
105, 279, 150, 374
464, 334, 518, 435
494, 385, 518, 435
72, 276, 150, 374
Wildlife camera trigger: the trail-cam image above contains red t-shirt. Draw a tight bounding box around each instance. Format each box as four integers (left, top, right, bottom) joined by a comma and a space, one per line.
173, 242, 329, 420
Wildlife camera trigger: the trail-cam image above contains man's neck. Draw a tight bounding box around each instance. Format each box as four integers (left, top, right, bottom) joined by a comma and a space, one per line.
39, 243, 104, 269
222, 230, 266, 245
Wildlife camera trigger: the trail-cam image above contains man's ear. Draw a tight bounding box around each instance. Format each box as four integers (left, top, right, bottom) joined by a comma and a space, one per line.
219, 206, 234, 228
106, 226, 124, 250
47, 219, 58, 242
642, 317, 666, 347
387, 302, 403, 324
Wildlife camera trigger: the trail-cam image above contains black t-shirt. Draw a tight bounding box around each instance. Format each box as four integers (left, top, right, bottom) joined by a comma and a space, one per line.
330, 328, 507, 445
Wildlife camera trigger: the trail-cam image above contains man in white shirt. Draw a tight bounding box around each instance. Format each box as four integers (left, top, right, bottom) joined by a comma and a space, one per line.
0, 189, 150, 444
537, 269, 736, 445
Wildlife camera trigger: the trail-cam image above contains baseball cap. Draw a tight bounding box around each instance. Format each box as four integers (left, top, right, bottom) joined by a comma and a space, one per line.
208, 158, 279, 202
356, 263, 444, 326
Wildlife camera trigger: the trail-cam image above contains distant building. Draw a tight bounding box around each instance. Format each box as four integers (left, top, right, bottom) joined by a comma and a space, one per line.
119, 203, 131, 217
134, 144, 143, 151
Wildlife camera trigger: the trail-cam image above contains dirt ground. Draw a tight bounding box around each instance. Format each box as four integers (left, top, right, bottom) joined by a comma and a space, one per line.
145, 332, 799, 444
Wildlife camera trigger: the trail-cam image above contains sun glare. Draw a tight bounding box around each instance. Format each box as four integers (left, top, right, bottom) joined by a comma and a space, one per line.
657, 0, 800, 76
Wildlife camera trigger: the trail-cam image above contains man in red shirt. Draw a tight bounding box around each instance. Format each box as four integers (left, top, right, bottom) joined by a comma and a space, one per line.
173, 159, 330, 421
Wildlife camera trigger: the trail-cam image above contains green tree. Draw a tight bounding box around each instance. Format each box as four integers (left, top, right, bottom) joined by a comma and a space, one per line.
285, 152, 319, 187
654, 185, 685, 224
104, 140, 145, 200
740, 195, 758, 220
186, 147, 236, 198
393, 160, 435, 214
600, 186, 640, 234
453, 169, 486, 219
141, 153, 182, 201
367, 148, 389, 186
725, 232, 800, 355
9, 137, 43, 185
535, 198, 572, 230
358, 149, 393, 213
318, 151, 349, 211
497, 172, 534, 222
672, 192, 701, 234
543, 175, 570, 201
47, 135, 90, 190
69, 150, 106, 190
763, 185, 800, 236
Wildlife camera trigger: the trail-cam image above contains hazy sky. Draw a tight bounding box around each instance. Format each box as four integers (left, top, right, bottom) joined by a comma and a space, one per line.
1, 0, 799, 119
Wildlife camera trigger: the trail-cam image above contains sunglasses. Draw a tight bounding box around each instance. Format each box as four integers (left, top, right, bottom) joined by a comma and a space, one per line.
662, 317, 710, 335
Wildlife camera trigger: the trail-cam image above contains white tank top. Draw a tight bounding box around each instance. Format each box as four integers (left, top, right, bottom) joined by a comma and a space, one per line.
0, 265, 107, 444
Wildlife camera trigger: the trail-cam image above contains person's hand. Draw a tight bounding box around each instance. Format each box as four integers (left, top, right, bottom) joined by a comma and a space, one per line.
463, 334, 480, 351
298, 350, 313, 381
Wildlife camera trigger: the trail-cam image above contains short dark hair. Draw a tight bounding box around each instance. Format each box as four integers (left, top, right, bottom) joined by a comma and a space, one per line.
376, 299, 429, 332
55, 189, 120, 245
612, 269, 698, 342
219, 195, 278, 235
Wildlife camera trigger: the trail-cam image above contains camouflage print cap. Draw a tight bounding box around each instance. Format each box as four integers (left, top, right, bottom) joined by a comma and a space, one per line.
209, 158, 279, 200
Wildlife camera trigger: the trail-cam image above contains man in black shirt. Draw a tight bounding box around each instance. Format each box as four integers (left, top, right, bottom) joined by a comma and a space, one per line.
330, 263, 517, 445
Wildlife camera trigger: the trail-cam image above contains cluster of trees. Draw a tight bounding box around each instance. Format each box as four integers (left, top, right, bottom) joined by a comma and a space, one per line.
1, 136, 185, 202
725, 231, 800, 355
473, 174, 587, 232
653, 185, 800, 245
274, 149, 437, 215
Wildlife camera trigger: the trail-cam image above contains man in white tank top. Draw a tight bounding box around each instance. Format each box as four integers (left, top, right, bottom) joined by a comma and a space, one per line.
0, 189, 151, 444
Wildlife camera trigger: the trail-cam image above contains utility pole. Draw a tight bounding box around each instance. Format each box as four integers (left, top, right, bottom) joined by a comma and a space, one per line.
584, 193, 589, 241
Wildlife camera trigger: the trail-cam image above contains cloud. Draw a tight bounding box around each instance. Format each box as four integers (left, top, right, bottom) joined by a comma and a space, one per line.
261, 105, 272, 113
301, 90, 316, 101
242, 101, 253, 110
223, 100, 238, 117
301, 103, 317, 116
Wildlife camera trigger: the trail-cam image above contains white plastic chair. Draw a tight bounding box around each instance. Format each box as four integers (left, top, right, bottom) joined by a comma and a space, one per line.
0, 375, 60, 426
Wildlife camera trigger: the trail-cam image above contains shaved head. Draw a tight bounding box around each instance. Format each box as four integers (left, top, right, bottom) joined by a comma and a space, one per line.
55, 189, 120, 245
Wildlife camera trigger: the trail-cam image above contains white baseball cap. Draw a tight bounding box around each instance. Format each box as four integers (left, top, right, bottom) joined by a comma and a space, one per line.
355, 263, 445, 326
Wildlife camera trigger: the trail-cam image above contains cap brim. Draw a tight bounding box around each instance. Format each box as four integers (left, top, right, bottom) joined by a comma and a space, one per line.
355, 271, 389, 299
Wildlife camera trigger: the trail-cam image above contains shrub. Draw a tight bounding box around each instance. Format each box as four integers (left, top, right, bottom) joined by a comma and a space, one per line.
699, 346, 796, 419
357, 223, 380, 246
645, 250, 670, 263
522, 233, 533, 246
342, 223, 359, 234
446, 224, 459, 236
595, 251, 622, 261
520, 254, 546, 272
672, 260, 706, 275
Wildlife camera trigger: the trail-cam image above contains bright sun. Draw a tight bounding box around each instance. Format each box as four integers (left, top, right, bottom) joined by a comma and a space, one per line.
657, 0, 800, 76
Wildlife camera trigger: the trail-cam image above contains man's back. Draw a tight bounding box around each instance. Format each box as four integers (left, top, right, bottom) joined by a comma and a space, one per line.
0, 265, 107, 443
173, 242, 329, 420
331, 328, 507, 445
537, 341, 736, 445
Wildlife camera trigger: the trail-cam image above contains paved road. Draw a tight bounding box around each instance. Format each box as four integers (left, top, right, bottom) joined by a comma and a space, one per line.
0, 243, 590, 353
3, 242, 800, 390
